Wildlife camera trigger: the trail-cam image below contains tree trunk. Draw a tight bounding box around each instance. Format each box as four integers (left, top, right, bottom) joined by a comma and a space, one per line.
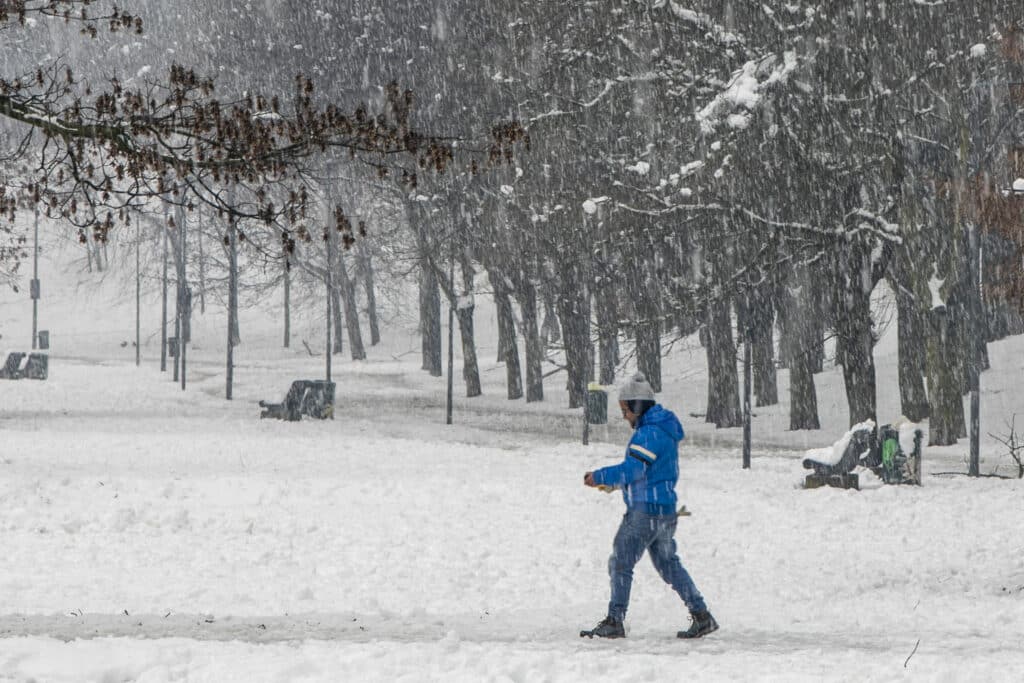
516, 278, 544, 403
557, 267, 591, 409
832, 236, 879, 427
330, 287, 344, 355
420, 263, 442, 376
835, 294, 877, 426
635, 317, 662, 393
929, 307, 966, 446
456, 303, 482, 397
927, 306, 966, 445
594, 278, 618, 386
85, 231, 93, 273
337, 254, 366, 360
809, 313, 825, 374
541, 290, 561, 351
781, 274, 820, 430
704, 297, 742, 428
494, 284, 523, 400
197, 208, 206, 315
495, 279, 513, 363
748, 287, 778, 407
894, 285, 929, 422
358, 242, 381, 346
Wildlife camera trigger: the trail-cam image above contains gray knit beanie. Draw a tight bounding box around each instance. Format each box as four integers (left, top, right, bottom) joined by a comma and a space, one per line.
618, 372, 655, 402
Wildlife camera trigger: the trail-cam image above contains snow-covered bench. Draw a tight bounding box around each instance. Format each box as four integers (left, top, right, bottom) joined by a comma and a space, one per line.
802, 420, 924, 490
0, 351, 48, 380
259, 380, 335, 421
802, 421, 876, 490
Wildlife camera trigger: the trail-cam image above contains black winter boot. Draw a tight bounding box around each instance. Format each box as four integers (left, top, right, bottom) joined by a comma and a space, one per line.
677, 611, 718, 639
580, 616, 626, 639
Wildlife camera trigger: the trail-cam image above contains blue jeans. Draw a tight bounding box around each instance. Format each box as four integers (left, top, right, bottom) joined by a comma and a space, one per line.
608, 510, 707, 622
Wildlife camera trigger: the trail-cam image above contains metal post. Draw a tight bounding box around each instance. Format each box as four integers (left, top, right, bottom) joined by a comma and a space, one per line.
446, 241, 455, 426
135, 214, 141, 367
283, 253, 291, 348
326, 229, 333, 384
31, 207, 39, 349
227, 210, 238, 400
161, 210, 168, 373
582, 261, 592, 447
178, 201, 187, 391
968, 223, 981, 476
743, 323, 753, 469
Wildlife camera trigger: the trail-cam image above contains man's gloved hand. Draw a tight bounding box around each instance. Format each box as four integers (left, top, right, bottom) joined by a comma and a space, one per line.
583, 472, 597, 487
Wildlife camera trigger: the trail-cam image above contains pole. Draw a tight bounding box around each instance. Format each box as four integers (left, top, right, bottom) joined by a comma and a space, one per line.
135, 214, 141, 367
743, 322, 753, 469
582, 262, 591, 447
226, 210, 238, 400
178, 201, 187, 391
968, 223, 981, 476
446, 239, 455, 426
283, 253, 291, 348
31, 207, 39, 349
160, 211, 168, 373
325, 226, 333, 384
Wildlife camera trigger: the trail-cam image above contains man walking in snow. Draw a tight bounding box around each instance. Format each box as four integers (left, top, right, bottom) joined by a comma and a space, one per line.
581, 372, 717, 640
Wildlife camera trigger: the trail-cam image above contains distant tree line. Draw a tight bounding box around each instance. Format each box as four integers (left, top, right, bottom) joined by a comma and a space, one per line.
2, 2, 1023, 448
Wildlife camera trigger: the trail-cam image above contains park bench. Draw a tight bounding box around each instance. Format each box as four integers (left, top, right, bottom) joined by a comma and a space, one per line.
802, 421, 875, 490
0, 351, 48, 380
803, 420, 924, 490
259, 380, 335, 421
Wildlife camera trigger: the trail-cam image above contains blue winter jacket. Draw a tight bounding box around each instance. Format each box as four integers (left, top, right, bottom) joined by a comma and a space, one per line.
591, 404, 685, 516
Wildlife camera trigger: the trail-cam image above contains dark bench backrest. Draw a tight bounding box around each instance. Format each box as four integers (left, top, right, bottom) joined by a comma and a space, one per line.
2, 352, 25, 377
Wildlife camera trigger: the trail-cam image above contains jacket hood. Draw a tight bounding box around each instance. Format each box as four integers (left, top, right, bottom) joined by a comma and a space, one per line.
639, 404, 684, 441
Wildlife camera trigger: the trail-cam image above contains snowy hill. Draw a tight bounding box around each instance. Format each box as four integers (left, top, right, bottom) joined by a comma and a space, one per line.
0, 230, 1022, 681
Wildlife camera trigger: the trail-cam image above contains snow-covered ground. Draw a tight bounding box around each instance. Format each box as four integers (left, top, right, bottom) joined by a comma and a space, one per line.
0, 237, 1022, 681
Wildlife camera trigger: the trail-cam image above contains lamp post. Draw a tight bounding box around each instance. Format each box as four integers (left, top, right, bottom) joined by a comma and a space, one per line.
30, 207, 39, 349
135, 213, 140, 367
968, 221, 981, 477
446, 226, 455, 426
